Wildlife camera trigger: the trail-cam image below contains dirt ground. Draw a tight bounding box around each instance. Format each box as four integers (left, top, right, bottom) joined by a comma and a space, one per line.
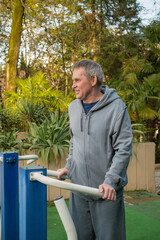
124, 191, 160, 204
124, 165, 160, 205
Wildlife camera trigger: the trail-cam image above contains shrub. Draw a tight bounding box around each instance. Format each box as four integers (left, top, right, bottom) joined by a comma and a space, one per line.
16, 98, 48, 130
25, 112, 70, 163
0, 107, 21, 132
0, 130, 24, 154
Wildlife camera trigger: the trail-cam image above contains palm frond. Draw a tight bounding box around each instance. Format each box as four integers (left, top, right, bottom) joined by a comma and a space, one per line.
26, 112, 70, 163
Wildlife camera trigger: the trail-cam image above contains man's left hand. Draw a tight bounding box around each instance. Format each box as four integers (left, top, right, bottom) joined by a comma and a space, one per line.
99, 184, 116, 201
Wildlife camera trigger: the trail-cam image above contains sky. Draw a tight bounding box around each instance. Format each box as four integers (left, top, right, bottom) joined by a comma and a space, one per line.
138, 0, 160, 25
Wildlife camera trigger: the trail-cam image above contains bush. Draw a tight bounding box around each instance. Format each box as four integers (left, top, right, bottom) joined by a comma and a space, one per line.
0, 107, 21, 132
0, 129, 24, 154
16, 98, 48, 130
25, 112, 70, 163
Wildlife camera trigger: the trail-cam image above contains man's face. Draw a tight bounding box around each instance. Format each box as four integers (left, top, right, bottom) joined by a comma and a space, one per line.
72, 67, 93, 103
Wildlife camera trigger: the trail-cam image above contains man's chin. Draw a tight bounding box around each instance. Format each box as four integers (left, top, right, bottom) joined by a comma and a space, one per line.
76, 94, 81, 99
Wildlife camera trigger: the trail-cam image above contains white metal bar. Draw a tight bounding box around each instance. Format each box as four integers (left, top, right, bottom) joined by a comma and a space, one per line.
54, 197, 78, 240
30, 172, 103, 197
18, 155, 38, 161
47, 170, 68, 179
47, 170, 60, 177
0, 155, 38, 163
26, 159, 38, 165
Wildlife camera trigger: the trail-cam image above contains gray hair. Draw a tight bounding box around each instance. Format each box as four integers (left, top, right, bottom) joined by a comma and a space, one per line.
73, 59, 104, 86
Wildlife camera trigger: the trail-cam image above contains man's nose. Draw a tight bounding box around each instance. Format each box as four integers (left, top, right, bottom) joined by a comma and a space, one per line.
72, 81, 76, 89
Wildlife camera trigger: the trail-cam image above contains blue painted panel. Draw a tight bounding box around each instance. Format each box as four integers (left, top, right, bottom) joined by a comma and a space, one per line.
0, 151, 19, 240
19, 166, 47, 240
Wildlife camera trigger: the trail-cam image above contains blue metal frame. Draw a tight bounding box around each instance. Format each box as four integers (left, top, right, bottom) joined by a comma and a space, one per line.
0, 151, 19, 240
19, 166, 47, 240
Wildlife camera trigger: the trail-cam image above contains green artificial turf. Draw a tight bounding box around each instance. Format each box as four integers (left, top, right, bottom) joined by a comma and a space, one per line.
47, 202, 67, 240
125, 201, 160, 240
47, 194, 160, 240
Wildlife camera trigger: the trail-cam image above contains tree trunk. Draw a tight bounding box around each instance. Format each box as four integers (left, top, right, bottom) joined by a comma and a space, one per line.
6, 0, 24, 92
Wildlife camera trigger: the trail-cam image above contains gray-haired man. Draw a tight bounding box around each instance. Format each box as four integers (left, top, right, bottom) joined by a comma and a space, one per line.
58, 59, 132, 240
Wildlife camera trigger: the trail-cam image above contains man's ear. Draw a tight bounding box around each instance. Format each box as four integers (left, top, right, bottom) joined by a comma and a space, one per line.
91, 76, 98, 87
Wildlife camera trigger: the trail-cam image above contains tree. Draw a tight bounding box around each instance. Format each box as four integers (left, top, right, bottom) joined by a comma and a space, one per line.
1, 0, 142, 93
6, 0, 24, 92
0, 1, 12, 64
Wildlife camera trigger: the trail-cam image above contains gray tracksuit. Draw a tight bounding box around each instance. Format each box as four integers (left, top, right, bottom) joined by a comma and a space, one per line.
65, 85, 133, 198
65, 85, 132, 239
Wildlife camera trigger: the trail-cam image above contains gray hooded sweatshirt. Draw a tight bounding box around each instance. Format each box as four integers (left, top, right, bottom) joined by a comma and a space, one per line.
65, 85, 133, 199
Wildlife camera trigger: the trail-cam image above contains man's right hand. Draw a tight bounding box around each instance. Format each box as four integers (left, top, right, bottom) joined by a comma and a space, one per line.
57, 168, 69, 180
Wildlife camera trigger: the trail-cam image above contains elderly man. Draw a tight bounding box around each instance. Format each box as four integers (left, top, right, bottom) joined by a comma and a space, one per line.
58, 59, 132, 240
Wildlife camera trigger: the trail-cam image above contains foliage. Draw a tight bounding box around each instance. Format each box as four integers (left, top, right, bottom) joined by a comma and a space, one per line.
96, 18, 160, 161
0, 0, 143, 93
0, 106, 21, 132
0, 0, 13, 64
16, 99, 48, 130
132, 123, 146, 143
0, 130, 23, 154
119, 31, 160, 120
2, 72, 73, 132
25, 112, 70, 163
119, 69, 160, 122
0, 0, 160, 161
143, 20, 160, 45
5, 71, 72, 112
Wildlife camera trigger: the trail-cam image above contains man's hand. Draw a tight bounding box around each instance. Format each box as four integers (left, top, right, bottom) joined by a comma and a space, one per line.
57, 168, 69, 180
99, 183, 116, 201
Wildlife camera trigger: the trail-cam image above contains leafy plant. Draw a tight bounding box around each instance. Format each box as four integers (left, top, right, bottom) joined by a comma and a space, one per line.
0, 107, 21, 132
0, 130, 24, 154
16, 98, 48, 130
131, 123, 146, 159
132, 123, 146, 143
4, 72, 71, 113
25, 112, 70, 163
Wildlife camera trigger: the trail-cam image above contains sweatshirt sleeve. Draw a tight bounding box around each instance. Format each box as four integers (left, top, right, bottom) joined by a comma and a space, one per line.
104, 107, 133, 190
65, 128, 73, 170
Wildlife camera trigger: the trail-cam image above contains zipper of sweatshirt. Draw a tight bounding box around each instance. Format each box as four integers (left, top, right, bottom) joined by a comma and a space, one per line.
84, 114, 90, 186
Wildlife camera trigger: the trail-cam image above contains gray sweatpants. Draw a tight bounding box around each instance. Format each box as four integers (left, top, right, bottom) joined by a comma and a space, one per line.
69, 192, 126, 240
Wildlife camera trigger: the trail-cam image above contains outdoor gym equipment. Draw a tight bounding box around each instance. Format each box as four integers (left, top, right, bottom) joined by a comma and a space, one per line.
0, 151, 102, 240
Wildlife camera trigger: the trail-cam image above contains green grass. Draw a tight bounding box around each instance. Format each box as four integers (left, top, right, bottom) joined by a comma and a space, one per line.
47, 201, 68, 240
47, 195, 160, 240
125, 201, 160, 240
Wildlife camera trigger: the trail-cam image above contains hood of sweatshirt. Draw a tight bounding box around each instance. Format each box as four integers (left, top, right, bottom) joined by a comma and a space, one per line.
90, 85, 120, 112
79, 85, 120, 134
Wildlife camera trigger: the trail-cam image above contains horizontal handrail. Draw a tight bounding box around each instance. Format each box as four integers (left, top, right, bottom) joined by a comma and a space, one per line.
0, 155, 38, 163
47, 170, 69, 179
30, 172, 103, 198
19, 155, 38, 165
19, 155, 38, 161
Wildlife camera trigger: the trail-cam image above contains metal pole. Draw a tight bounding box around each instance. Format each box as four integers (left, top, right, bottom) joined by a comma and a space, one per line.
30, 172, 102, 197
0, 151, 19, 240
54, 196, 78, 240
47, 170, 69, 179
18, 155, 38, 161
0, 155, 38, 164
18, 155, 38, 165
19, 166, 47, 240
